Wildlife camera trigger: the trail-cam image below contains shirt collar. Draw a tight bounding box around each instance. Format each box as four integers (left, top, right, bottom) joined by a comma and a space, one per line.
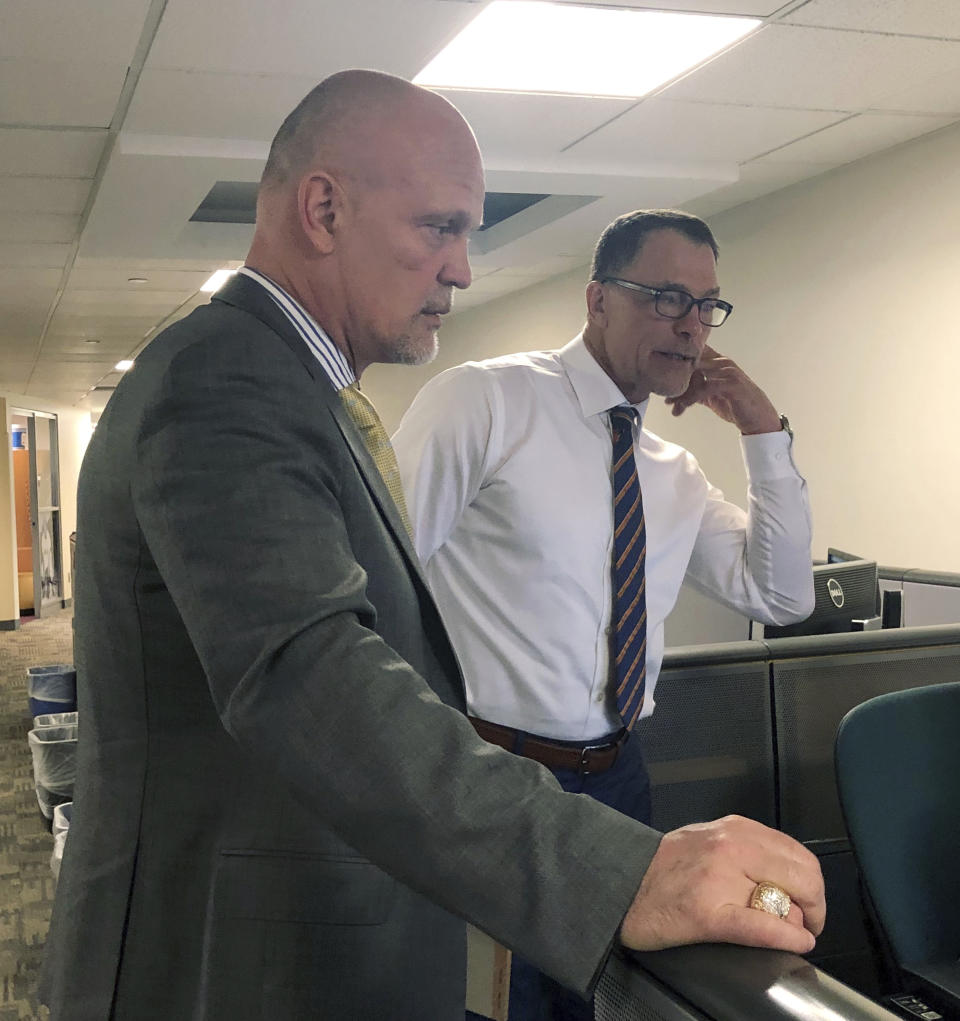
236, 266, 355, 390
558, 332, 650, 423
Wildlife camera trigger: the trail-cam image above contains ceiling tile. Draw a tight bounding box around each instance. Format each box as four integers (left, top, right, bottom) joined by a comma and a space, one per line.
0, 177, 91, 215
754, 111, 956, 164
56, 289, 192, 314
871, 66, 960, 115
685, 159, 840, 218
0, 371, 32, 391
0, 303, 49, 334
33, 350, 125, 365
0, 0, 151, 62
0, 268, 63, 293
125, 68, 324, 140
663, 25, 960, 111
0, 60, 128, 128
576, 0, 781, 12
41, 336, 136, 354
0, 243, 72, 268
0, 211, 80, 244
45, 311, 161, 335
27, 367, 108, 385
145, 0, 476, 78
65, 266, 210, 291
73, 256, 227, 273
782, 0, 960, 39
566, 99, 846, 166
0, 128, 107, 177
433, 90, 633, 163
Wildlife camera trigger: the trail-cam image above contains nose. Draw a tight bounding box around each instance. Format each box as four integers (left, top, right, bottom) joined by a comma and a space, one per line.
440, 237, 472, 290
675, 302, 707, 341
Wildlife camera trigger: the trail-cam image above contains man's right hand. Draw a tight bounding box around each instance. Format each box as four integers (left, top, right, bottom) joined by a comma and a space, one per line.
620, 815, 825, 955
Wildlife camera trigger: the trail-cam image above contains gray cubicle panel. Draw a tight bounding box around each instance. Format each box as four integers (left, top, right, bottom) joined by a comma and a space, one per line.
766, 624, 960, 844
765, 624, 960, 994
638, 642, 775, 833
902, 570, 960, 627
879, 565, 960, 628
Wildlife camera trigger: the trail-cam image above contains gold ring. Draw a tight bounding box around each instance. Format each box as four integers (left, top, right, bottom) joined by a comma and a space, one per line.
750, 881, 791, 919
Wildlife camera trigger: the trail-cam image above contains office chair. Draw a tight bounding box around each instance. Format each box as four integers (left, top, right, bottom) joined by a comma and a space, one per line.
835, 682, 960, 1017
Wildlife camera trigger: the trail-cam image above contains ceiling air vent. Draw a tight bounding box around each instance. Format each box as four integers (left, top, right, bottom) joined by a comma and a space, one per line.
190, 181, 258, 224
189, 182, 597, 253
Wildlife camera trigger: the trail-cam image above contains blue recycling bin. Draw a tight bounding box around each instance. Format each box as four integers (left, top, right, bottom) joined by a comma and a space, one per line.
27, 664, 77, 717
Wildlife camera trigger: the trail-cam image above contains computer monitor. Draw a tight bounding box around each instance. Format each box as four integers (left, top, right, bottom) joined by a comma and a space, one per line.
758, 560, 880, 639
826, 546, 864, 565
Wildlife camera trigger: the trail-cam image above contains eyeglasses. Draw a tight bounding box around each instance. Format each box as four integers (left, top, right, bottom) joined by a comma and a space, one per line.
601, 277, 733, 327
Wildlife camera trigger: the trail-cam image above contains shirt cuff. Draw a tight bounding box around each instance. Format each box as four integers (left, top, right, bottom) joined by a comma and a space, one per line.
740, 428, 799, 482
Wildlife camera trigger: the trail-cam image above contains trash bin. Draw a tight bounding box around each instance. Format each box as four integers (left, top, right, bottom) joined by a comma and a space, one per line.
27, 722, 78, 821
33, 710, 79, 729
27, 664, 77, 717
50, 802, 73, 880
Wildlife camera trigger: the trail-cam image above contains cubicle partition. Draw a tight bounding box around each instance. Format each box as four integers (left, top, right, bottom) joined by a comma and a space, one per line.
647, 624, 960, 1002
635, 641, 774, 833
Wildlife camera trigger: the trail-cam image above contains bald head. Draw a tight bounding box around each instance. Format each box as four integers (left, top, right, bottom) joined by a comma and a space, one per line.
260, 70, 471, 195
246, 70, 485, 377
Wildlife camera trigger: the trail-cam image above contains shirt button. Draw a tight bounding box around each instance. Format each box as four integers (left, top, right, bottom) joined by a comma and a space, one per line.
595, 691, 605, 703
604, 625, 612, 636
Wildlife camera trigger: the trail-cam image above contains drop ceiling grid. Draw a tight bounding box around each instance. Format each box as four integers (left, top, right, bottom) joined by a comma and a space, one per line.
753, 110, 957, 164
564, 98, 849, 167
0, 60, 130, 128
0, 0, 153, 63
434, 89, 635, 164
142, 0, 477, 78
0, 177, 92, 215
662, 24, 960, 111
0, 211, 80, 244
124, 68, 328, 140
0, 129, 107, 177
0, 244, 73, 269
781, 0, 960, 38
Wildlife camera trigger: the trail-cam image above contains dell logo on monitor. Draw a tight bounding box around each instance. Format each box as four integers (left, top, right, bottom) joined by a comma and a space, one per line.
827, 578, 845, 608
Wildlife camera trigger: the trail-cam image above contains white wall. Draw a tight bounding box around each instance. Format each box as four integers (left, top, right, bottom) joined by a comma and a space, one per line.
367, 119, 960, 584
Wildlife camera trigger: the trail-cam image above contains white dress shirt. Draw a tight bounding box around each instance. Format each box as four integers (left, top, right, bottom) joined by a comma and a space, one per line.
393, 335, 814, 741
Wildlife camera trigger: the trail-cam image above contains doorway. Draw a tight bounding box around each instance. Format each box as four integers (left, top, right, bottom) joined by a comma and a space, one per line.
11, 411, 64, 618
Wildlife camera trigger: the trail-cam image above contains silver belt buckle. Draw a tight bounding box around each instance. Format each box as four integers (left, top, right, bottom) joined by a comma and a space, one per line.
578, 741, 608, 775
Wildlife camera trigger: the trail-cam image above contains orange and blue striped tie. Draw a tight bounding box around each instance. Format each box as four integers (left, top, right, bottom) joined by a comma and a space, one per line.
609, 406, 647, 730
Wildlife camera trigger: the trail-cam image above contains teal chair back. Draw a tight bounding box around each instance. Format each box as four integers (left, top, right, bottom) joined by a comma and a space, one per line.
835, 682, 960, 974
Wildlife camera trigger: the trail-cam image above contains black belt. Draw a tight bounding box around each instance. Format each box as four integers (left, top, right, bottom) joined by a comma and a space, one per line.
469, 716, 628, 775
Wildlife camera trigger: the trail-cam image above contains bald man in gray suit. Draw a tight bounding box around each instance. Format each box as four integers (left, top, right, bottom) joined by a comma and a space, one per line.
41, 71, 824, 1020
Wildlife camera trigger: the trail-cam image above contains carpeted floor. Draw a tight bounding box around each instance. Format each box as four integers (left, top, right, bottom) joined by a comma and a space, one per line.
0, 611, 72, 1021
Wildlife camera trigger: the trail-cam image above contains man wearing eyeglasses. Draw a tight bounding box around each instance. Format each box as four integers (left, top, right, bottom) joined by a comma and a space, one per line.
393, 208, 814, 1021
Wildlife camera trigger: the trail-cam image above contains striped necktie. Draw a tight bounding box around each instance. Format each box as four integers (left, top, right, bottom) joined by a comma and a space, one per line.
340, 382, 413, 539
609, 406, 647, 730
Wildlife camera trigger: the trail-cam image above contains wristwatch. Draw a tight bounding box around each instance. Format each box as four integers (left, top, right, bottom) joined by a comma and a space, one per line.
778, 414, 793, 439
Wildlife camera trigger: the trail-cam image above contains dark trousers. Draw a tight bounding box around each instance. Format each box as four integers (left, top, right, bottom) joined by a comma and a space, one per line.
467, 730, 651, 1021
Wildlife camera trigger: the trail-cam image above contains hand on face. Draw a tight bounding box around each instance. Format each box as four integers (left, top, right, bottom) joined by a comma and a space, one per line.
665, 345, 782, 435
620, 814, 825, 955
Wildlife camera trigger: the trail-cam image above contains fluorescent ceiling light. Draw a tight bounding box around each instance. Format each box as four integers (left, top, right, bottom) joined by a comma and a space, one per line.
415, 2, 760, 99
115, 360, 134, 372
201, 268, 237, 293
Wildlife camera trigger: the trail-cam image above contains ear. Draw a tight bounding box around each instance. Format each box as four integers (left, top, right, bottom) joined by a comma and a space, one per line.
298, 171, 344, 255
585, 280, 608, 328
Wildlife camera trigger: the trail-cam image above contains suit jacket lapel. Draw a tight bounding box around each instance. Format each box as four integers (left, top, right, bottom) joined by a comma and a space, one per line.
211, 275, 429, 588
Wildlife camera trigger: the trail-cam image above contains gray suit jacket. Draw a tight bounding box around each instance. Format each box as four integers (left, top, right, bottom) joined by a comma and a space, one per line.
40, 275, 660, 1019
